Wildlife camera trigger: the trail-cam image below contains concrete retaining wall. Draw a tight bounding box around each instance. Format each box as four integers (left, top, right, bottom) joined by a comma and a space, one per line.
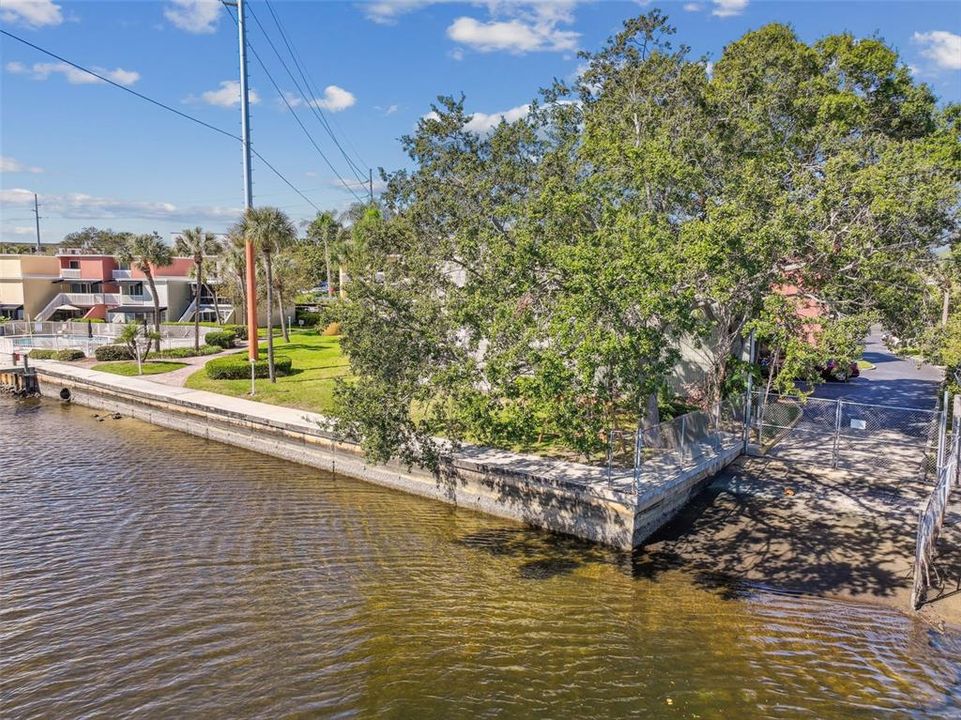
32, 363, 741, 551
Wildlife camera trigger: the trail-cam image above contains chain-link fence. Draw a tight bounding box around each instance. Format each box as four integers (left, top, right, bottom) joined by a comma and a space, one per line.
606, 394, 747, 495
912, 396, 961, 610
0, 320, 204, 355
752, 392, 941, 481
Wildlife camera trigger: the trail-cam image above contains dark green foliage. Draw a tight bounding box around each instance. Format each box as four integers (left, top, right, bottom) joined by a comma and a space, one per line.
55, 349, 85, 361
203, 330, 236, 349
205, 353, 293, 380
28, 349, 56, 359
156, 345, 221, 359
95, 344, 133, 361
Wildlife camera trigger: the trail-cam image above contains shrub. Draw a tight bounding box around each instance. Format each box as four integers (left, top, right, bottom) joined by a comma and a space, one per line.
56, 349, 85, 361
204, 330, 236, 349
205, 353, 293, 380
95, 344, 133, 361
321, 322, 341, 336
225, 323, 248, 340
28, 349, 56, 359
156, 344, 221, 359
296, 310, 323, 328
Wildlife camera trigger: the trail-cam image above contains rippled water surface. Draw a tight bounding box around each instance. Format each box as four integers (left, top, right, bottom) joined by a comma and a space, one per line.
2, 396, 960, 719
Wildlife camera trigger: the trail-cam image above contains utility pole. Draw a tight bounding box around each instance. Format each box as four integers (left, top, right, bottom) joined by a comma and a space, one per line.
233, 0, 259, 371
368, 168, 373, 204
32, 193, 41, 253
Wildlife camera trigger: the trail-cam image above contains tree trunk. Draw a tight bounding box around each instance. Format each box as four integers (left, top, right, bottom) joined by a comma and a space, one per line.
265, 254, 276, 383
324, 238, 334, 297
942, 283, 951, 328
211, 284, 222, 325
146, 270, 162, 352
277, 287, 289, 343
194, 257, 202, 351
339, 265, 347, 299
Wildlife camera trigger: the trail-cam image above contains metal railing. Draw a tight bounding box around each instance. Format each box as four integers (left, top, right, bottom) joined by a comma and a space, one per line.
912, 395, 961, 609
0, 320, 205, 354
606, 394, 746, 494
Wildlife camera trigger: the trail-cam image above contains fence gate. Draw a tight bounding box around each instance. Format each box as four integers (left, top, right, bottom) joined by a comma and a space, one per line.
753, 393, 942, 481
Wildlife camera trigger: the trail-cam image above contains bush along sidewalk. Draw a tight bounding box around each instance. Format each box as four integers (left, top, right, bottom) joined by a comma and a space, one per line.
205, 353, 293, 379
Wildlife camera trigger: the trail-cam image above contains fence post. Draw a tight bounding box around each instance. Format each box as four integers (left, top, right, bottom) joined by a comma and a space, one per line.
937, 390, 949, 472
605, 429, 613, 487
832, 399, 843, 469
632, 427, 643, 496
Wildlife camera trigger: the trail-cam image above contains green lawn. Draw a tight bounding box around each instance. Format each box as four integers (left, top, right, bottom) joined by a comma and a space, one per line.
184, 330, 349, 414
93, 361, 188, 376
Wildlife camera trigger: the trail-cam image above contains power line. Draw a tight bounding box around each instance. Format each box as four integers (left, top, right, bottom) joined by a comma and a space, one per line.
0, 27, 321, 214
222, 2, 364, 203
260, 0, 370, 180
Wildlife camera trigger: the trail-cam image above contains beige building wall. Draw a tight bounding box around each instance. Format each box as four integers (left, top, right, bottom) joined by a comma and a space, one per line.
0, 255, 60, 319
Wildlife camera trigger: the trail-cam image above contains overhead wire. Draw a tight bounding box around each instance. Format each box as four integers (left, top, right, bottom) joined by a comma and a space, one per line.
261, 0, 370, 180
221, 2, 364, 203
0, 28, 322, 213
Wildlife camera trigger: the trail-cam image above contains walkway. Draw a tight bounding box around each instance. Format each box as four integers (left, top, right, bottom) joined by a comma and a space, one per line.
636, 456, 961, 628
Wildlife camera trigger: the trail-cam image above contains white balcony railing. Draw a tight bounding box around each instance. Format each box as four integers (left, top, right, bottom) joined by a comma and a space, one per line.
60, 268, 82, 279
112, 269, 132, 280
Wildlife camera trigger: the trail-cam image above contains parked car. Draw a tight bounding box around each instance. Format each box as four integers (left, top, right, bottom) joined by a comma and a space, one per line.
821, 359, 860, 382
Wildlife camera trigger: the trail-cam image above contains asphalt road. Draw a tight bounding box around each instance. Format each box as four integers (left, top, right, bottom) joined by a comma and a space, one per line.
808, 327, 944, 410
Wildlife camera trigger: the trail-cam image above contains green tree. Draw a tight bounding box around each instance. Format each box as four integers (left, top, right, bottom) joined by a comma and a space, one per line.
305, 211, 343, 297
118, 232, 172, 351
239, 207, 297, 382
62, 226, 132, 254
174, 227, 220, 350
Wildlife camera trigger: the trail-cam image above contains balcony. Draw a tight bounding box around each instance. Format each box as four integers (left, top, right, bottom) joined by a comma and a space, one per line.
112, 269, 132, 280
60, 268, 81, 280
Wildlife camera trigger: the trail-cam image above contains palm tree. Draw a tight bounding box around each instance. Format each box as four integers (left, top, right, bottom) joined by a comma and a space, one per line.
239, 207, 297, 382
174, 227, 220, 350
223, 228, 248, 323
306, 211, 342, 298
118, 232, 172, 351
272, 251, 305, 343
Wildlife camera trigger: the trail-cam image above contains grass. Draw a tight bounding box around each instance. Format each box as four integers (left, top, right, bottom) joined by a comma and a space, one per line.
93, 361, 188, 376
857, 359, 876, 371
184, 330, 349, 414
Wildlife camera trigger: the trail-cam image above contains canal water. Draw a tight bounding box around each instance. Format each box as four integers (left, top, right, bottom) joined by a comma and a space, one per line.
2, 396, 959, 719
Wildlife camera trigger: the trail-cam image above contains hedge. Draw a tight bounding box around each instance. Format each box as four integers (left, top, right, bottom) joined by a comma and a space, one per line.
56, 349, 85, 361
296, 310, 323, 327
95, 344, 133, 361
205, 353, 293, 380
204, 330, 236, 349
164, 321, 248, 340
156, 344, 221, 359
28, 349, 56, 359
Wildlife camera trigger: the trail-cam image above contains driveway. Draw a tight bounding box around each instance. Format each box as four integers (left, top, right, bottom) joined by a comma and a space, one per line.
808, 327, 943, 409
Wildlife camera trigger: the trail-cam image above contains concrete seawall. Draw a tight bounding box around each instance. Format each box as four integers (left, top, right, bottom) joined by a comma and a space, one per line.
30, 362, 741, 550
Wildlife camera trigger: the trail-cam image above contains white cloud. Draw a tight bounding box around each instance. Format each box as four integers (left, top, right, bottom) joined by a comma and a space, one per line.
912, 31, 961, 71
200, 80, 261, 108
279, 86, 355, 112
447, 6, 579, 54
0, 156, 44, 174
385, 103, 399, 115
164, 0, 221, 34
424, 103, 532, 135
0, 0, 63, 27
5, 60, 140, 86
464, 103, 531, 133
450, 47, 465, 61
362, 0, 441, 24
0, 187, 241, 222
683, 2, 703, 11
9, 226, 35, 236
712, 0, 748, 17
313, 85, 356, 112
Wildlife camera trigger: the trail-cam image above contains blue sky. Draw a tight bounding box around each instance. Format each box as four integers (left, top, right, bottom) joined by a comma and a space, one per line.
1, 0, 959, 245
